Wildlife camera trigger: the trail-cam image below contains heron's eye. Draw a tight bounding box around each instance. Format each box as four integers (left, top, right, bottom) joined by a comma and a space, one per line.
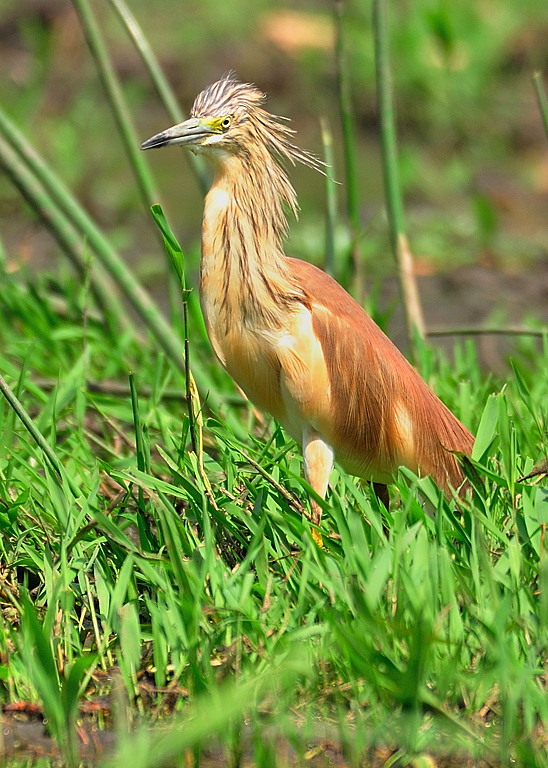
221, 117, 232, 131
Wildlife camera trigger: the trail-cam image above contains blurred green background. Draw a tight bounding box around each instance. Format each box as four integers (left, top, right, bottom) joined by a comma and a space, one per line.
1, 0, 548, 357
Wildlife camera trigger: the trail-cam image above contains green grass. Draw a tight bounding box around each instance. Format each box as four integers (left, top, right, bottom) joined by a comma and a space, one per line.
1, 1, 548, 766
1, 229, 548, 766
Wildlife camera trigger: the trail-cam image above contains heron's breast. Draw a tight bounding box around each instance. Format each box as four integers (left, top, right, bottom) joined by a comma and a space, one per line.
199, 292, 336, 436
272, 307, 333, 440
229, 305, 335, 444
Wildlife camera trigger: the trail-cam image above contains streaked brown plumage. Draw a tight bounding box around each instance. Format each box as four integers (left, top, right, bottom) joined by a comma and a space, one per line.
141, 73, 475, 539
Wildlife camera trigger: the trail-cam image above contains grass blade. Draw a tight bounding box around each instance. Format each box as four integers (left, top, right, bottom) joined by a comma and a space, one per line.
0, 372, 81, 499
150, 204, 213, 490
472, 393, 499, 462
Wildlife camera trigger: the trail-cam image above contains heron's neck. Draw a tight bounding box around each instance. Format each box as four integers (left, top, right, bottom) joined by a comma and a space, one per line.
200, 151, 303, 327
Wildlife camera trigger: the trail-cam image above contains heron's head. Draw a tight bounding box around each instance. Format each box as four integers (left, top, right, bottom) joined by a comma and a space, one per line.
140, 72, 320, 172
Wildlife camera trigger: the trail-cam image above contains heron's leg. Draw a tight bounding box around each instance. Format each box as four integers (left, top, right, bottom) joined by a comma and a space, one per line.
302, 429, 334, 544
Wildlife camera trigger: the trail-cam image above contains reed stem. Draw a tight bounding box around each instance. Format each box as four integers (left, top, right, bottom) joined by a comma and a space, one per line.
427, 326, 548, 338
533, 71, 548, 144
71, 0, 160, 212
373, 0, 425, 344
320, 117, 337, 278
333, 0, 364, 299
0, 134, 122, 334
107, 0, 209, 195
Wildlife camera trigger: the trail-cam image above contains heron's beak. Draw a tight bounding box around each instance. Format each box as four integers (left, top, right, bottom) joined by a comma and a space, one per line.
140, 118, 212, 150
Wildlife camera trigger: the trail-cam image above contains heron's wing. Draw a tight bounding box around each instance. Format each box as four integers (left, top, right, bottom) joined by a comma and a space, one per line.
287, 258, 475, 488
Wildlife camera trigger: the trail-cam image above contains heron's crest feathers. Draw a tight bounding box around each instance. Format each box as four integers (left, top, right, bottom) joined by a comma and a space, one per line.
191, 73, 323, 175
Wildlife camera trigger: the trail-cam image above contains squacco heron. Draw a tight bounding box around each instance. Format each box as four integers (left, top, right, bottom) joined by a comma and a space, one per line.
141, 74, 474, 537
